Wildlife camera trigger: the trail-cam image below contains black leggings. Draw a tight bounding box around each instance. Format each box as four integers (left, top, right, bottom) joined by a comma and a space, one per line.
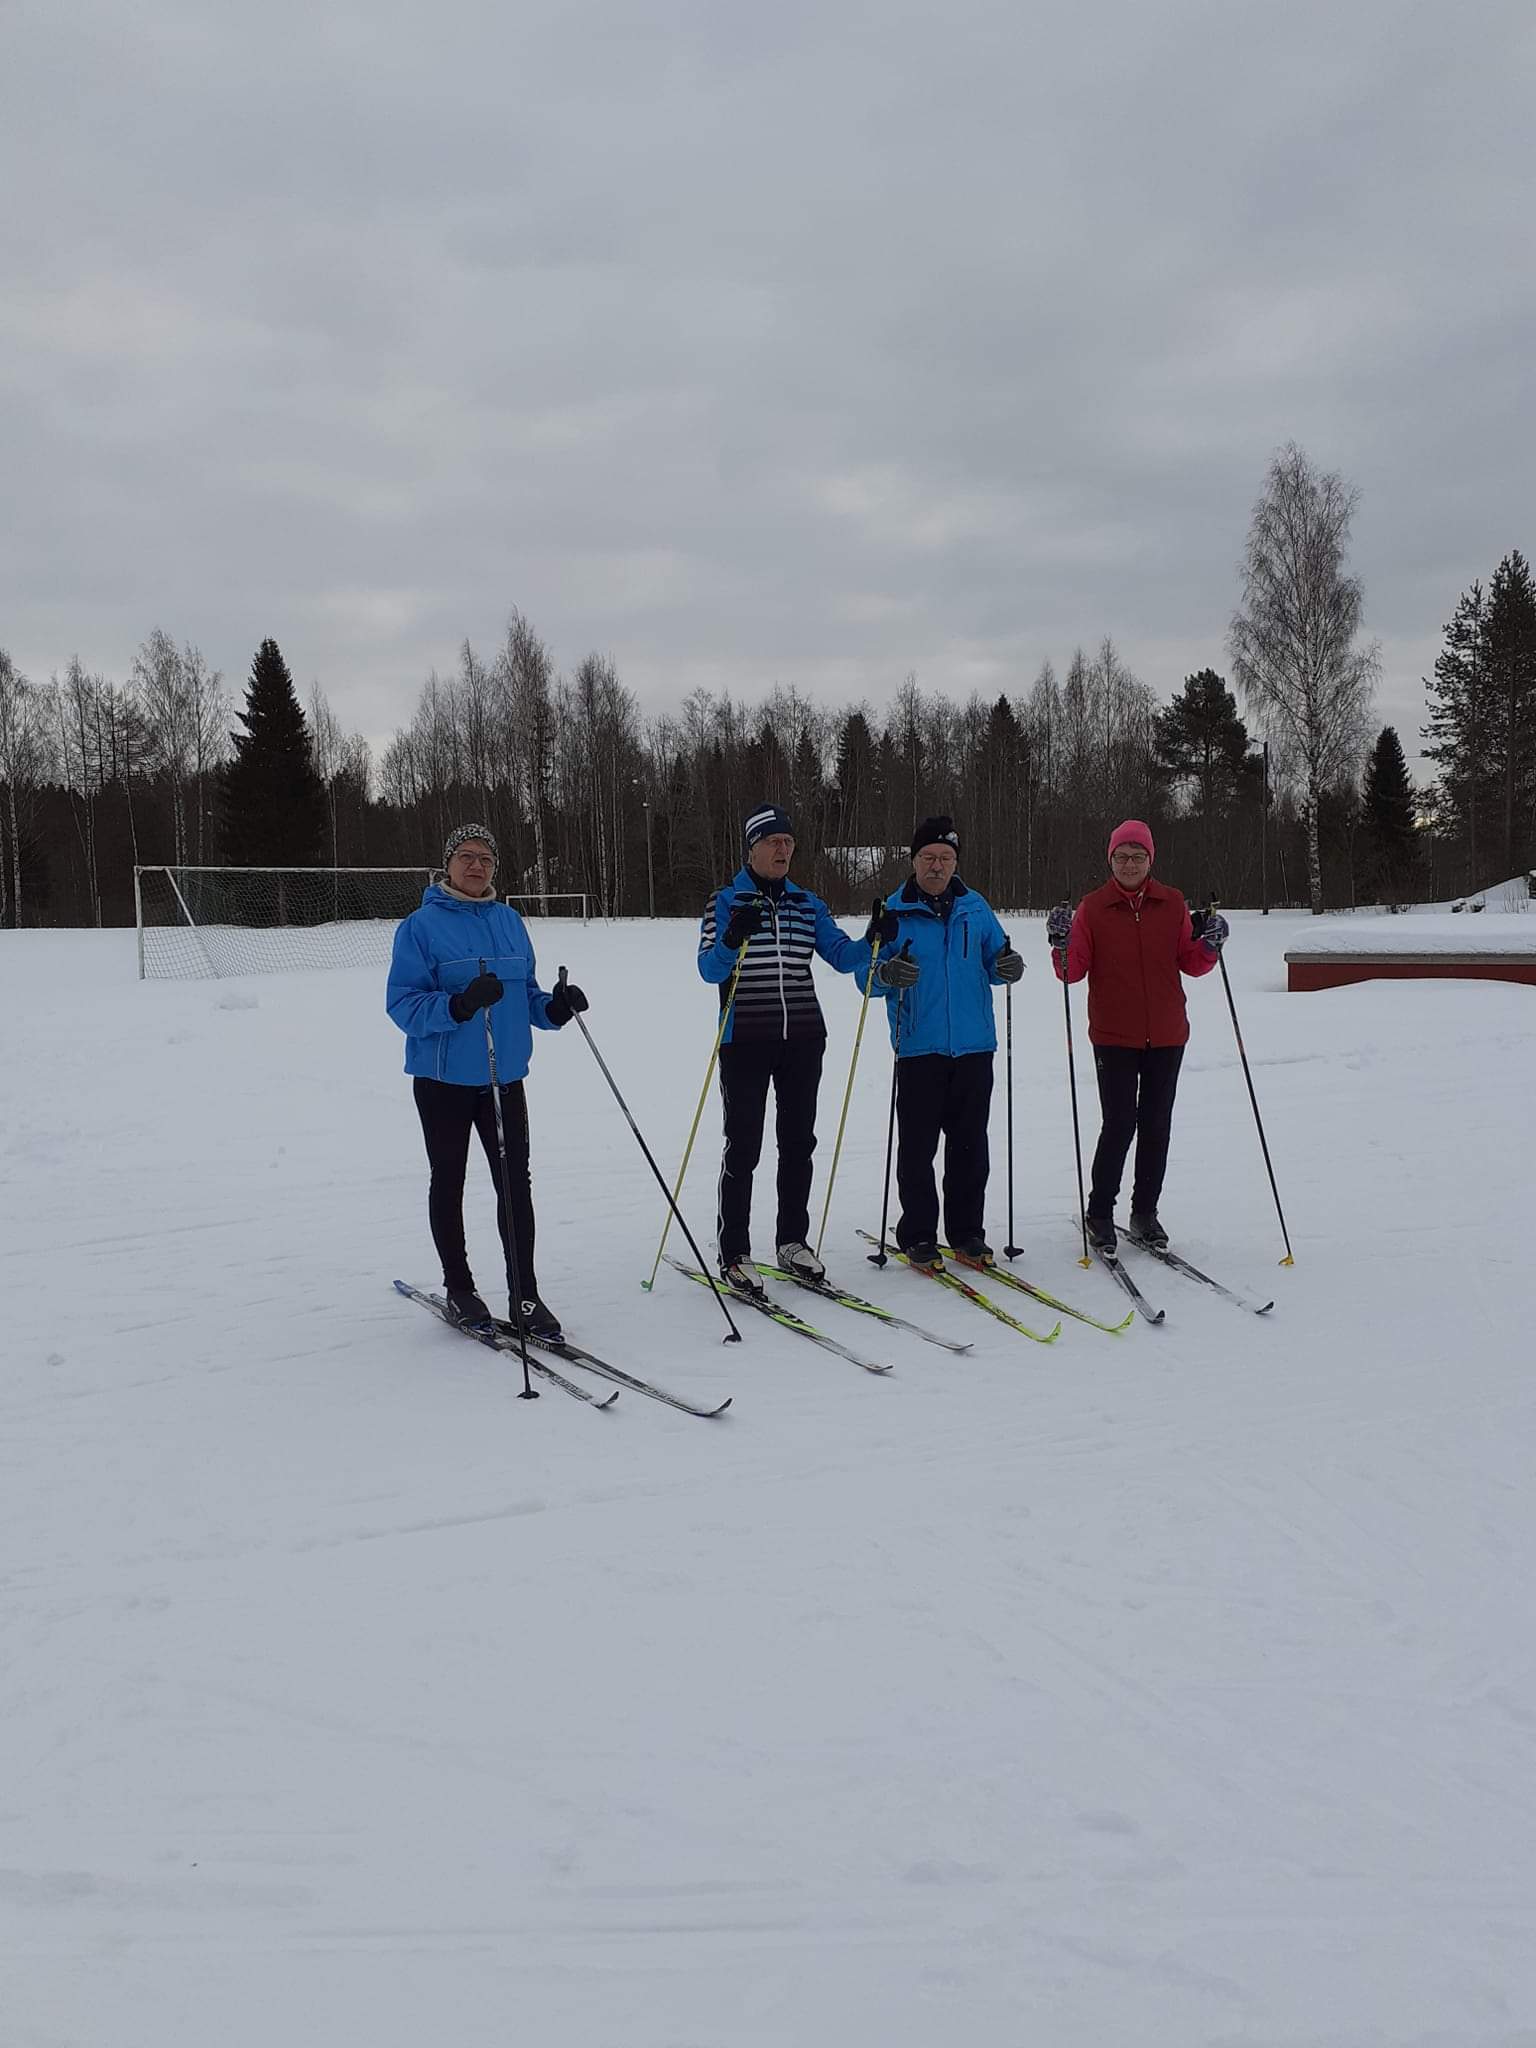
1087, 1045, 1184, 1220
413, 1076, 537, 1300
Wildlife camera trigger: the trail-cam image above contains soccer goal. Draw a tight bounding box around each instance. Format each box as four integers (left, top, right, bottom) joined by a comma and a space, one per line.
134, 867, 591, 980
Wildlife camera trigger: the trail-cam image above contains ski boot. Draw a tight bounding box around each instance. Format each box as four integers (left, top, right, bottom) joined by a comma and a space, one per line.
1085, 1214, 1118, 1259
1127, 1210, 1169, 1252
775, 1241, 825, 1283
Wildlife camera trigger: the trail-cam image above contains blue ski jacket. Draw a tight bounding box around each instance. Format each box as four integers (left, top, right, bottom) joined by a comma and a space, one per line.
386, 885, 559, 1085
698, 868, 868, 1044
860, 877, 1010, 1058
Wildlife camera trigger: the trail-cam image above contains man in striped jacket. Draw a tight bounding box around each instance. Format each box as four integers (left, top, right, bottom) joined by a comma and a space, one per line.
698, 805, 870, 1296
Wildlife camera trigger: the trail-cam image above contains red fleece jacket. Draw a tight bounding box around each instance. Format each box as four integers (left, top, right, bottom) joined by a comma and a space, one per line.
1052, 876, 1215, 1047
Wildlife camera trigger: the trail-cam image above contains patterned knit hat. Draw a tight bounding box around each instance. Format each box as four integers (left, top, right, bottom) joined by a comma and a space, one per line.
442, 821, 498, 868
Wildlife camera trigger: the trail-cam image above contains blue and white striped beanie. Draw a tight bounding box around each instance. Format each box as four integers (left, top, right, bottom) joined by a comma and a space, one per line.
744, 804, 794, 850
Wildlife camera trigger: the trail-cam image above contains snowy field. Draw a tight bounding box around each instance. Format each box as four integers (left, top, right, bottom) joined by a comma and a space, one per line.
4, 908, 1536, 2047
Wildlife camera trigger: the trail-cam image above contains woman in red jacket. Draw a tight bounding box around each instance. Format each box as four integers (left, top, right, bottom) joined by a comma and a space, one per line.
1047, 820, 1227, 1258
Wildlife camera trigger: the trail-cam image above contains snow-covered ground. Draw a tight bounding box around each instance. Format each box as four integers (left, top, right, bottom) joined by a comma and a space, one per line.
4, 909, 1535, 2047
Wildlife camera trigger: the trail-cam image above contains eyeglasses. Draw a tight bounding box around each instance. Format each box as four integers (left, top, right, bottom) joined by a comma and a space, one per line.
1110, 849, 1150, 863
454, 851, 494, 867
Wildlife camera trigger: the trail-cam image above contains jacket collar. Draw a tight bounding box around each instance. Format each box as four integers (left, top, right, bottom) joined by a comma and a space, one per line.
1094, 874, 1175, 909
733, 865, 805, 898
897, 874, 970, 913
426, 881, 497, 909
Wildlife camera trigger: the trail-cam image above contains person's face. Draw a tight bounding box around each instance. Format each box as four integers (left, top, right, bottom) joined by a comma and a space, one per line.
1109, 844, 1152, 887
447, 840, 497, 895
912, 843, 957, 895
748, 833, 795, 880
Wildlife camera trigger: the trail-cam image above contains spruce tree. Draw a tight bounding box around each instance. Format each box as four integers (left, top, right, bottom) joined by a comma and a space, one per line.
1424, 581, 1492, 886
1360, 725, 1420, 902
221, 639, 327, 867
1152, 669, 1257, 888
1483, 549, 1536, 877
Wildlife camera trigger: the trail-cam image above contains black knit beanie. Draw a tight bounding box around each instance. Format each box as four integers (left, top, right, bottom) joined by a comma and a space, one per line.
910, 815, 960, 859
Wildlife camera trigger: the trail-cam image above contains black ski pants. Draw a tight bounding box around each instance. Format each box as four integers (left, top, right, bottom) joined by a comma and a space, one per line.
413, 1075, 538, 1301
894, 1050, 993, 1250
716, 1036, 825, 1263
1087, 1044, 1185, 1220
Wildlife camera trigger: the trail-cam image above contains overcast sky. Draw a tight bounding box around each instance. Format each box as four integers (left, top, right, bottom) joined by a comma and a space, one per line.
3, 0, 1532, 771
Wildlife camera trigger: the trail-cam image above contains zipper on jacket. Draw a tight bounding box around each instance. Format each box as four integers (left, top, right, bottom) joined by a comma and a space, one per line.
770, 896, 788, 1039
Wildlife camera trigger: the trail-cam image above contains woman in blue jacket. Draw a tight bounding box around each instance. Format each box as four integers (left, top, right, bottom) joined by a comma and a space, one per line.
386, 823, 587, 1337
865, 816, 1023, 1267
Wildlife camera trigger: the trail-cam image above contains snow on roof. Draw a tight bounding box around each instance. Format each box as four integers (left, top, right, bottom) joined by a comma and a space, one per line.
1287, 912, 1536, 958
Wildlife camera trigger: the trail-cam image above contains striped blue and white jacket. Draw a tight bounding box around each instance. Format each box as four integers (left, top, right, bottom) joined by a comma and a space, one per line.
698, 868, 868, 1043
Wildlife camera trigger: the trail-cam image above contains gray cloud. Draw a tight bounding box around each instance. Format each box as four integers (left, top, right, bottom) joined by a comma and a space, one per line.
3, 0, 1531, 766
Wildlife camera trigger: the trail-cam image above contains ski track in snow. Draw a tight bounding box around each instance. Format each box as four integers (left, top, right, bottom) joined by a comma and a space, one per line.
3, 913, 1536, 2046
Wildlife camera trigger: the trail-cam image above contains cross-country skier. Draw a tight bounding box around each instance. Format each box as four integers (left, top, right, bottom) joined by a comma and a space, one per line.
386, 823, 588, 1337
862, 816, 1024, 1267
1046, 818, 1226, 1257
698, 804, 870, 1295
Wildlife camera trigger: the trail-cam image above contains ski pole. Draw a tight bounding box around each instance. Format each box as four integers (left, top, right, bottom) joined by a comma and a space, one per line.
866, 942, 912, 1268
643, 939, 748, 1290
1208, 906, 1295, 1265
1002, 931, 1022, 1260
559, 969, 742, 1342
1056, 936, 1092, 1268
815, 898, 885, 1259
480, 961, 537, 1400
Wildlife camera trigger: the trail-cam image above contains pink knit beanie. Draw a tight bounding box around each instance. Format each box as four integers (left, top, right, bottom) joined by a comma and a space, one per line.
1107, 818, 1155, 863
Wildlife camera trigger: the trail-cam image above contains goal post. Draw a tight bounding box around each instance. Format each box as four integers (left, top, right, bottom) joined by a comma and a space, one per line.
133, 868, 590, 981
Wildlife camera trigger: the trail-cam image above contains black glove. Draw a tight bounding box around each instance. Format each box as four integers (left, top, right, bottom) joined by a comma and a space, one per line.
864, 900, 899, 947
875, 948, 920, 990
546, 978, 588, 1027
994, 946, 1024, 984
448, 971, 503, 1022
1198, 911, 1229, 955
721, 894, 764, 949
1045, 904, 1073, 950
1188, 908, 1209, 941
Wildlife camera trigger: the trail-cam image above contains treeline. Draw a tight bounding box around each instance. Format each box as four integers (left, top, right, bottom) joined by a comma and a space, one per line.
3, 539, 1532, 933
0, 619, 1412, 925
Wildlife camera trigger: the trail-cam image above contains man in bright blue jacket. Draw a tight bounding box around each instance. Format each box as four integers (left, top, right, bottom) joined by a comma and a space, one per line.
387, 822, 587, 1338
862, 815, 1024, 1267
699, 804, 869, 1295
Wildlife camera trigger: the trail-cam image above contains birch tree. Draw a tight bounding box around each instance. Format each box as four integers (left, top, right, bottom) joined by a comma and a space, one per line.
1230, 444, 1379, 913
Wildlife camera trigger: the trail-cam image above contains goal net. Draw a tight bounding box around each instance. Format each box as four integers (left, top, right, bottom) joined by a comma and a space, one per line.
134, 867, 589, 980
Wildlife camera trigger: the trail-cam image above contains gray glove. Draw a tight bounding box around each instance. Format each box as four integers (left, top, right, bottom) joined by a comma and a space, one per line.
875, 949, 920, 990
994, 947, 1024, 984
1046, 904, 1073, 950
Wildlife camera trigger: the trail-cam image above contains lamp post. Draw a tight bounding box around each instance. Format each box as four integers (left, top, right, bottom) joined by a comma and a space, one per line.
633, 777, 656, 918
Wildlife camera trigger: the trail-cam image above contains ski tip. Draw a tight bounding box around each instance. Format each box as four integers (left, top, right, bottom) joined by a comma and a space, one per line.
1256, 1301, 1276, 1315
1146, 1308, 1167, 1325
392, 1278, 412, 1296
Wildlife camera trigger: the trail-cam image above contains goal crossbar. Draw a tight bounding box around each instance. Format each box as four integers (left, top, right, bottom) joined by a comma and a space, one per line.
134, 866, 589, 981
